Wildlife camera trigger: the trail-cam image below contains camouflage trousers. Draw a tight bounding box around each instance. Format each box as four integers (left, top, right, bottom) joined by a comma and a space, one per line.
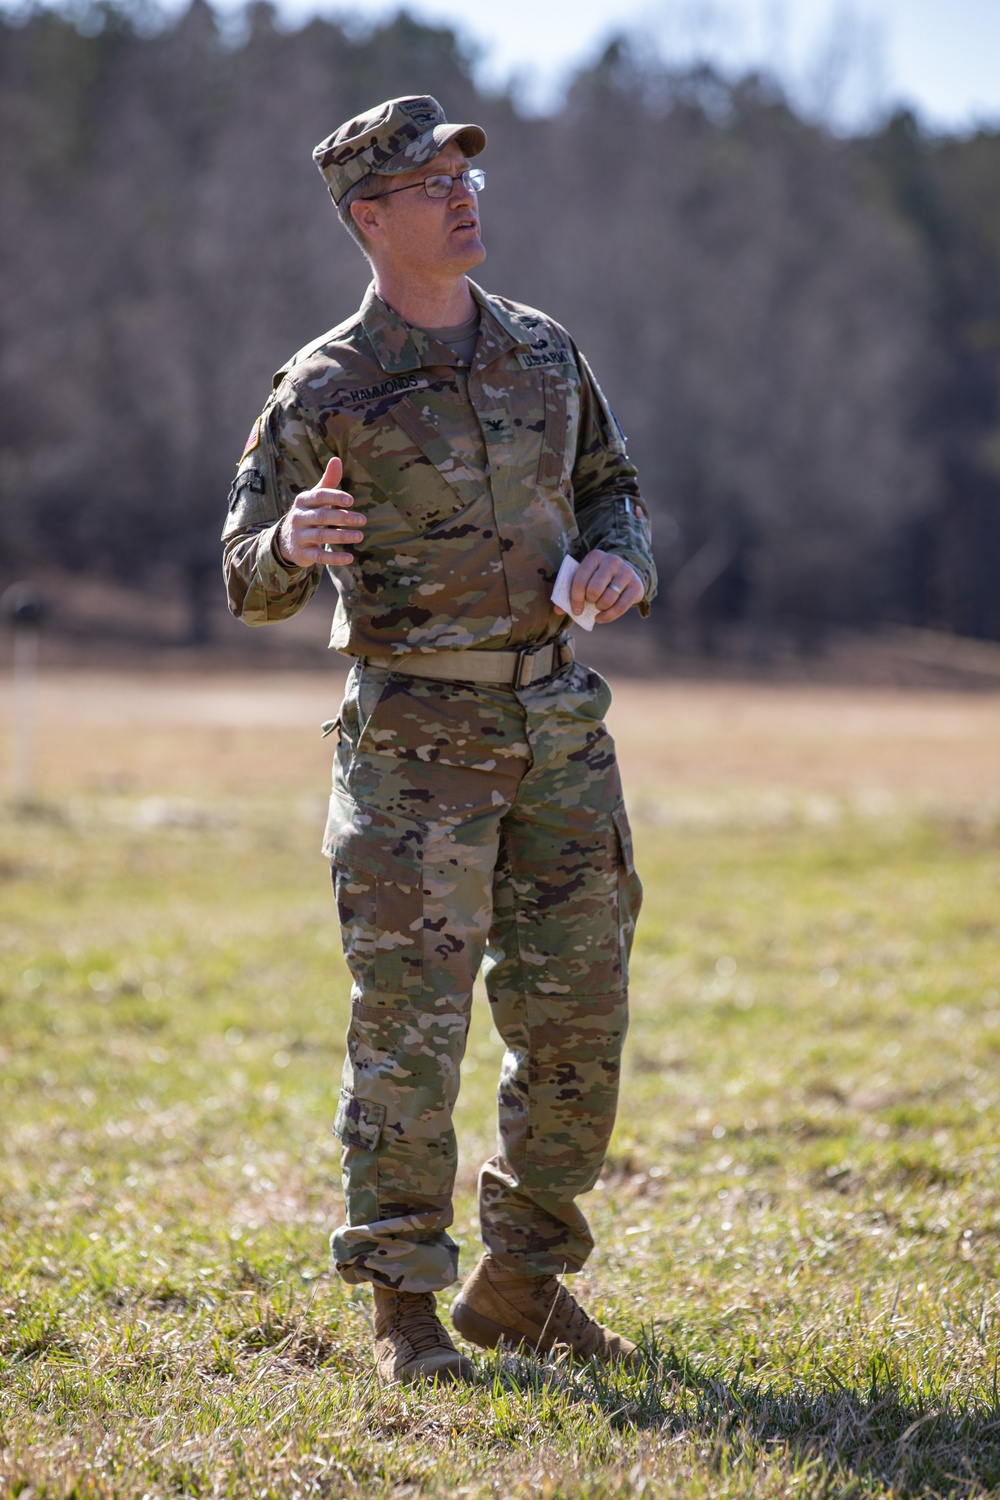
324, 657, 641, 1294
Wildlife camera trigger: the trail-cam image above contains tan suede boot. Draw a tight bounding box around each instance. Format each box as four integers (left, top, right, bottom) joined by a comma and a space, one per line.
372, 1287, 476, 1385
451, 1255, 641, 1368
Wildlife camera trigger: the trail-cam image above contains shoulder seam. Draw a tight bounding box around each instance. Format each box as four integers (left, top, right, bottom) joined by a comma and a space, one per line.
273, 313, 369, 389
482, 291, 570, 341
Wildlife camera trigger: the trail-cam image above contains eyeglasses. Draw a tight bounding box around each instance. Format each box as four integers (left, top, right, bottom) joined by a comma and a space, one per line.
365, 169, 486, 202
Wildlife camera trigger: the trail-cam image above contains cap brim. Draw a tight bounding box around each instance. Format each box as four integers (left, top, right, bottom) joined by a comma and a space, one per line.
378, 120, 486, 176
435, 121, 486, 158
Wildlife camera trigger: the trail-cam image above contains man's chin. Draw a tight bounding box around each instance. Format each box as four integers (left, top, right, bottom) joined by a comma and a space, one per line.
454, 238, 486, 272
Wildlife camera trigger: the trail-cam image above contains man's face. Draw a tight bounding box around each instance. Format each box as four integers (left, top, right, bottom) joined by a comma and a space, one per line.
358, 141, 486, 278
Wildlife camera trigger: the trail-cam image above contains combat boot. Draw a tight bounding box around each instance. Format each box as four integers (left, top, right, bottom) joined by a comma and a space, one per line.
451, 1255, 641, 1368
372, 1286, 476, 1385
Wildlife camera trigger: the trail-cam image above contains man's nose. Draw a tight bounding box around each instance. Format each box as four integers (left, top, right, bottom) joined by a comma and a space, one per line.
449, 174, 474, 208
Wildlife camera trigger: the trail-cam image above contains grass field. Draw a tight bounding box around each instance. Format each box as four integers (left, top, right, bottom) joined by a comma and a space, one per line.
3, 670, 1000, 1498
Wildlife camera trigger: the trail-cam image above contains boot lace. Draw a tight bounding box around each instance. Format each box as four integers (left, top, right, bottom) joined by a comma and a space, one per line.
393, 1292, 453, 1355
535, 1277, 601, 1351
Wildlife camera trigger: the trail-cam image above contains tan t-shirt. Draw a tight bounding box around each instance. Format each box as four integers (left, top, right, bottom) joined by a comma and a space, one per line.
419, 311, 480, 367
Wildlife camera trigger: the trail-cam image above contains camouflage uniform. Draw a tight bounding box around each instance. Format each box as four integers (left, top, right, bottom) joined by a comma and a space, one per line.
223, 279, 656, 1293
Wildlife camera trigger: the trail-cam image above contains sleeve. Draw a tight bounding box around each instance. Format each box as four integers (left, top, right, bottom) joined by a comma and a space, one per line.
221, 378, 327, 625
570, 346, 657, 617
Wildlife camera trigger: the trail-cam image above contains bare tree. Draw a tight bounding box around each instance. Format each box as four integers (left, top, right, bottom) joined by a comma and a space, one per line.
0, 3, 994, 652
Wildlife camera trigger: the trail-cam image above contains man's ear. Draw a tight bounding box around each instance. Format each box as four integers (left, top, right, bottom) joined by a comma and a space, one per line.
350, 197, 384, 241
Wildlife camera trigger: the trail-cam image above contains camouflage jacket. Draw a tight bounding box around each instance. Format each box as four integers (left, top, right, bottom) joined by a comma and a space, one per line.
222, 280, 656, 656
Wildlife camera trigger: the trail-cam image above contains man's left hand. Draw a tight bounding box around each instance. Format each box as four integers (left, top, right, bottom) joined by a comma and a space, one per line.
560, 550, 644, 625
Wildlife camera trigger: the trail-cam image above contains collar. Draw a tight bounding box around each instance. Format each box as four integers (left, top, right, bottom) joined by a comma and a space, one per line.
360, 280, 531, 374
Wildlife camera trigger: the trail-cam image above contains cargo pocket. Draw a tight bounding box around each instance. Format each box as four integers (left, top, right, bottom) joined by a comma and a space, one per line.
612, 804, 641, 986
332, 1089, 385, 1227
333, 1088, 385, 1151
324, 788, 425, 1003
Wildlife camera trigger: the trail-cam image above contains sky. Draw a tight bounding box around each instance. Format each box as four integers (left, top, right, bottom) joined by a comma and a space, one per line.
243, 0, 1000, 132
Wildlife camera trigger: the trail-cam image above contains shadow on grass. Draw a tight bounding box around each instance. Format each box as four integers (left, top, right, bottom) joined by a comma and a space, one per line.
489, 1333, 1000, 1499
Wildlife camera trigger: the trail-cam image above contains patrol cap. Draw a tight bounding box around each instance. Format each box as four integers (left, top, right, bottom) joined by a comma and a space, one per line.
313, 95, 486, 205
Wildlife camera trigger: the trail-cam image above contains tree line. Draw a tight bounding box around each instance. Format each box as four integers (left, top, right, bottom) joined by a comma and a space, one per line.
1, 2, 998, 648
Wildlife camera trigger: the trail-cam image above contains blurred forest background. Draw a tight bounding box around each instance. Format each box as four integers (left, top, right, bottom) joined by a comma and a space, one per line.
1, 0, 999, 659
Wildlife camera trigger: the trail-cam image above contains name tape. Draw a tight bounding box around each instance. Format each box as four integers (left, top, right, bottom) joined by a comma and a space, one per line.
517, 348, 574, 370
341, 375, 429, 405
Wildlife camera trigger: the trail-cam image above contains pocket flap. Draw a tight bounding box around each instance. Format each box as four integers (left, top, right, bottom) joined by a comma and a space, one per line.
357, 397, 485, 535
612, 804, 635, 875
323, 788, 424, 884
333, 1090, 386, 1152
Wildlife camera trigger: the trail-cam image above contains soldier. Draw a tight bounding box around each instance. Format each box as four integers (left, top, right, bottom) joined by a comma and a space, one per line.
223, 96, 656, 1385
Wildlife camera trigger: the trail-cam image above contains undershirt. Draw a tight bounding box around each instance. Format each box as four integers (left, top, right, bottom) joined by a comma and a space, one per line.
419, 310, 481, 367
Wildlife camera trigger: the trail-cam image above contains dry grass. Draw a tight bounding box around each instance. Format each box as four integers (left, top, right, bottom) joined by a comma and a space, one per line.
2, 669, 1000, 1498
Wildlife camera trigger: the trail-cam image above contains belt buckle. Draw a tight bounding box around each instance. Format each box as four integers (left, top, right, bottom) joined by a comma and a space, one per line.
514, 635, 569, 690
514, 640, 549, 690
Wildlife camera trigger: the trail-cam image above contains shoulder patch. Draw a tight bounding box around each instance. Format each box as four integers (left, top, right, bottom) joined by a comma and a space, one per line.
227, 466, 265, 512
240, 418, 261, 462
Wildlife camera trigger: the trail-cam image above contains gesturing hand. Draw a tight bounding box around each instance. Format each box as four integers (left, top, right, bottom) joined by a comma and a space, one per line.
557, 549, 643, 625
276, 456, 365, 568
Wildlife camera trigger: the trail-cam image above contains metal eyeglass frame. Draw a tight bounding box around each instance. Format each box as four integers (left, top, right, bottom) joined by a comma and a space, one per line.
364, 169, 486, 202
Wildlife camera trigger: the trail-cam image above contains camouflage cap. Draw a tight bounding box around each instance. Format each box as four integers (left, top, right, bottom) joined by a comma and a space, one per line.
313, 95, 486, 205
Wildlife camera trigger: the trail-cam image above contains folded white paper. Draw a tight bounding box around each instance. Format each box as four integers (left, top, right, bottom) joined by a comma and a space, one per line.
551, 554, 598, 631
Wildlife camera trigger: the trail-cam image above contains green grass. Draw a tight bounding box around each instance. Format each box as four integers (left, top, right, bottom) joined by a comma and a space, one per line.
2, 784, 1000, 1498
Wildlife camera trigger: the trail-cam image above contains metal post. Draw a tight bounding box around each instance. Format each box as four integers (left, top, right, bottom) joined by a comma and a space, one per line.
2, 583, 45, 807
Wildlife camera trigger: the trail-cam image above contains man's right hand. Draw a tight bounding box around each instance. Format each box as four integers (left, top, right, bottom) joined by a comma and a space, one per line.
275, 455, 365, 568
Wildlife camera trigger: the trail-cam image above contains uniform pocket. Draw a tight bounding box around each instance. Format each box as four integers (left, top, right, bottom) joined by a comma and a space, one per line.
536, 365, 570, 487
612, 804, 635, 875
325, 788, 425, 1001
612, 803, 641, 986
332, 1089, 385, 1227
334, 663, 388, 755
323, 787, 424, 876
333, 1089, 386, 1151
351, 671, 528, 772
362, 396, 486, 534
